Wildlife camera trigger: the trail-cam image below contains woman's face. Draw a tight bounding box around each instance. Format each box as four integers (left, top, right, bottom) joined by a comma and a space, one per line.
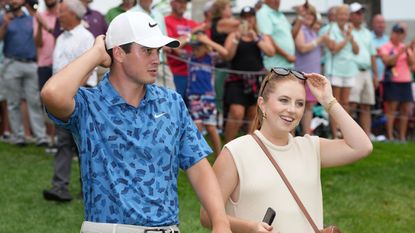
336, 7, 349, 26
259, 79, 306, 133
303, 11, 316, 27
221, 3, 232, 18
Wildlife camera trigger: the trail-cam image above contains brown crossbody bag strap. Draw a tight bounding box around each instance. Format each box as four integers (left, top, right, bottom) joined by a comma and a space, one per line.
251, 134, 321, 233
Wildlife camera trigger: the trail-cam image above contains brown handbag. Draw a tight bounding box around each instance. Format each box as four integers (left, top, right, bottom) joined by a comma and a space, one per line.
251, 134, 341, 233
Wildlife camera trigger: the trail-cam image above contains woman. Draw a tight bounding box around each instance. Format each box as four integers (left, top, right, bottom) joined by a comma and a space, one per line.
326, 4, 359, 138
210, 0, 240, 124
379, 23, 414, 142
223, 6, 275, 143
201, 68, 372, 232
294, 4, 329, 135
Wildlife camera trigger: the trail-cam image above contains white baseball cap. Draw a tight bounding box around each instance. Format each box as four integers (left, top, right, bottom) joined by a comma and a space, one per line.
349, 2, 366, 13
105, 12, 180, 50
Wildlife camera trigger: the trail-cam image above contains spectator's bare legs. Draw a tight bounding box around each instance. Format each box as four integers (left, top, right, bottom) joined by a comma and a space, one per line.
224, 104, 245, 143
398, 102, 412, 141
205, 124, 221, 158
0, 100, 10, 136
359, 104, 372, 136
20, 100, 33, 139
331, 86, 351, 138
302, 102, 315, 135
384, 101, 398, 140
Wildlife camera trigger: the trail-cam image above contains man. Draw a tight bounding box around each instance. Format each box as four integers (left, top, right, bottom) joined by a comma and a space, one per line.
348, 2, 378, 137
80, 0, 107, 38
165, 0, 198, 98
33, 0, 58, 151
371, 14, 389, 81
43, 0, 96, 202
105, 0, 136, 23
41, 11, 231, 233
0, 0, 48, 146
130, 0, 176, 90
256, 0, 296, 70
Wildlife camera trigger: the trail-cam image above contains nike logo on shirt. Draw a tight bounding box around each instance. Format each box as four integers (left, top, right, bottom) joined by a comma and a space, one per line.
149, 22, 158, 28
154, 112, 166, 118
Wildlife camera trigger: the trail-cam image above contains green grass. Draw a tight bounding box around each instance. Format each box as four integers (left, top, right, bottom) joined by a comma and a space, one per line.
0, 141, 414, 233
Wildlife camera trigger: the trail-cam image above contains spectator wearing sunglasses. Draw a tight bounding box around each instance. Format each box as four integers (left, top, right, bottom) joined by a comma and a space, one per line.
201, 68, 372, 232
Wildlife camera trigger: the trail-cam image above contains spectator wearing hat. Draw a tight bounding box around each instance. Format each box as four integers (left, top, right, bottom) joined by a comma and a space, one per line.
222, 6, 274, 142
165, 0, 199, 99
379, 23, 414, 142
348, 2, 378, 138
130, 0, 176, 90
294, 3, 330, 135
326, 4, 359, 138
41, 11, 232, 233
105, 0, 136, 23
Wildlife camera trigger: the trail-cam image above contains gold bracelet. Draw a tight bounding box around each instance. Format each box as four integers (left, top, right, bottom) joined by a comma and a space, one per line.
325, 98, 338, 113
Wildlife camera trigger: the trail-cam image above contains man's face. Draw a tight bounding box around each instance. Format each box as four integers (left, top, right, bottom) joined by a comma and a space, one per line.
8, 0, 24, 11
139, 0, 152, 10
57, 2, 76, 30
350, 10, 364, 25
171, 0, 187, 17
265, 0, 280, 10
45, 0, 58, 8
372, 15, 385, 35
119, 43, 160, 84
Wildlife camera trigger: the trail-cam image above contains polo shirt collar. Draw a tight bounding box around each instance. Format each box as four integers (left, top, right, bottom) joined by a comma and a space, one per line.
99, 72, 159, 107
262, 3, 280, 14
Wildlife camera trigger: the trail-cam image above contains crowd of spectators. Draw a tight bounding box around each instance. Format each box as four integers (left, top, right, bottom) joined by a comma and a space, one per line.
0, 0, 414, 161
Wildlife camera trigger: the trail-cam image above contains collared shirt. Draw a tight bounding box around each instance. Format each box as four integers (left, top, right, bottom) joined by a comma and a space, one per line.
129, 5, 168, 62
352, 25, 376, 70
371, 32, 389, 79
256, 4, 295, 70
33, 10, 57, 67
53, 24, 97, 86
83, 7, 108, 38
105, 5, 125, 23
327, 23, 358, 78
48, 74, 211, 226
0, 12, 36, 60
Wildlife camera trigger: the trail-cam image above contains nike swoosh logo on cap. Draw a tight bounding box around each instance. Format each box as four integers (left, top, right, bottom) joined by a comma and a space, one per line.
149, 22, 158, 28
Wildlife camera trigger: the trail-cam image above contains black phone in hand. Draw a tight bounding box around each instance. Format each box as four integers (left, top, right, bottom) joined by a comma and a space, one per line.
262, 207, 276, 225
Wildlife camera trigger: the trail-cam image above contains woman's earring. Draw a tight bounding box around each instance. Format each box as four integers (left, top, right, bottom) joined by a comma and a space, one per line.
263, 112, 267, 119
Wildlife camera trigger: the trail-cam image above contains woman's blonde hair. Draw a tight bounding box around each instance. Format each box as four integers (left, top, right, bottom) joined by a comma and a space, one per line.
305, 4, 318, 27
211, 0, 230, 20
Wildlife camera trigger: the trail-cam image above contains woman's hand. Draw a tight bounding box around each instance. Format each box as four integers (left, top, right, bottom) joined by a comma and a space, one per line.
304, 73, 334, 106
251, 221, 278, 233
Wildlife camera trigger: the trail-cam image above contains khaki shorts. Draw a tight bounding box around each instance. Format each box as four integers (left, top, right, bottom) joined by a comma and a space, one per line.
349, 70, 375, 105
80, 221, 180, 233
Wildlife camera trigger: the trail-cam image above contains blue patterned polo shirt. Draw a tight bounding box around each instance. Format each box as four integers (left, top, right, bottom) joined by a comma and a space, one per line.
48, 73, 212, 226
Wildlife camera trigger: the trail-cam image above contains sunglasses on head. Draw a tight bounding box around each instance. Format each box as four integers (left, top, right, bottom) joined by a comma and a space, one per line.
260, 67, 306, 97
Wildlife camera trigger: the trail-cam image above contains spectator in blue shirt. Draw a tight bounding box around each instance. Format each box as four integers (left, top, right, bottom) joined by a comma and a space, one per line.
0, 0, 48, 146
41, 12, 232, 233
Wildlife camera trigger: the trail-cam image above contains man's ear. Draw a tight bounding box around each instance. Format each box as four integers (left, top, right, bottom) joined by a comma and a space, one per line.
112, 46, 126, 63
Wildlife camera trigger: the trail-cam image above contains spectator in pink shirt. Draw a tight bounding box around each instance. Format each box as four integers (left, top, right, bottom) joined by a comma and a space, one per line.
379, 23, 414, 142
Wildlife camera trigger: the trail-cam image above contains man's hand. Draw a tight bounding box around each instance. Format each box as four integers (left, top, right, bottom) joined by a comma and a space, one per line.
93, 35, 112, 68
